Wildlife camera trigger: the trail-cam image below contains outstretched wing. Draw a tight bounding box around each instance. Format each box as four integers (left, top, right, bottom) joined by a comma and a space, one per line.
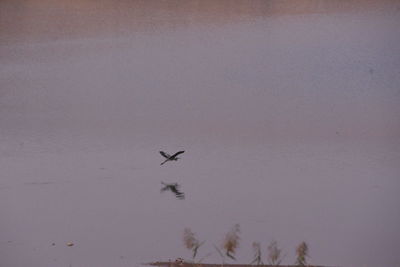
160, 186, 169, 193
171, 151, 185, 158
173, 191, 185, 199
175, 192, 185, 200
170, 184, 185, 200
160, 158, 170, 165
169, 185, 180, 194
160, 186, 168, 193
173, 190, 185, 200
160, 182, 169, 192
160, 151, 171, 159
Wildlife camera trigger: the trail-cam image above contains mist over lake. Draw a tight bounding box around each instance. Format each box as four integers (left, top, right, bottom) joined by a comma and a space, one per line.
1, 1, 399, 267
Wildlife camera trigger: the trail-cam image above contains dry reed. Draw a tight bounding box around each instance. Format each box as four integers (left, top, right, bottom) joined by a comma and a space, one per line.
183, 228, 204, 259
267, 240, 283, 266
222, 224, 240, 261
250, 242, 263, 265
295, 241, 309, 266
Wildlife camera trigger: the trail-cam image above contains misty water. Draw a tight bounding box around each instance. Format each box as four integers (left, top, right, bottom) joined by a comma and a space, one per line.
1, 1, 400, 267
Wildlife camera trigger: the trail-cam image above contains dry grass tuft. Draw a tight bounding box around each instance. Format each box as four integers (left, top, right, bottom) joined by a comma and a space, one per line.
295, 241, 309, 266
223, 224, 240, 261
250, 242, 263, 265
183, 228, 204, 259
184, 228, 198, 250
267, 240, 283, 266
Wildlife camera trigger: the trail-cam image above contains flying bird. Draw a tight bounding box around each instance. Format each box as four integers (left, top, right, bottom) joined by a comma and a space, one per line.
159, 150, 185, 165
161, 182, 185, 200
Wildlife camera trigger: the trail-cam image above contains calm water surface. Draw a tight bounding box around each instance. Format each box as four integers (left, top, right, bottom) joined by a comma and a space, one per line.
1, 1, 400, 267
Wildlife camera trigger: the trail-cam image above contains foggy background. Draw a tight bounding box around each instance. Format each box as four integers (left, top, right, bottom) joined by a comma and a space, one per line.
1, 1, 400, 267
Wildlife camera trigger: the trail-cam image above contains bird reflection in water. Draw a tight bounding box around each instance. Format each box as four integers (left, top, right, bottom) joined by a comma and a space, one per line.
161, 182, 185, 200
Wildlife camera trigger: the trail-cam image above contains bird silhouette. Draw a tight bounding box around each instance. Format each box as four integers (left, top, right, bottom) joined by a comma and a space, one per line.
159, 150, 185, 165
161, 182, 185, 200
